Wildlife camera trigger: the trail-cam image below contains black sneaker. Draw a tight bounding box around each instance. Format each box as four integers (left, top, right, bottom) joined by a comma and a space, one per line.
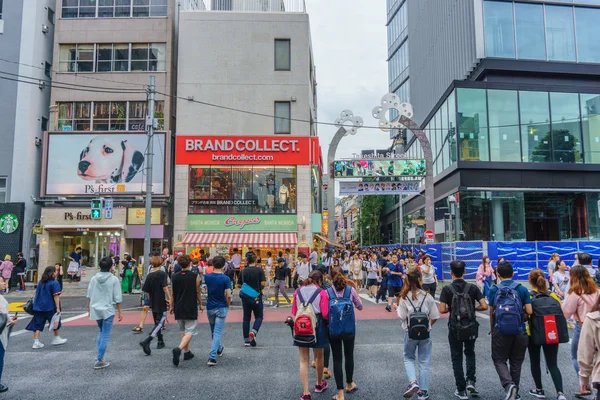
505, 384, 518, 400
172, 348, 181, 366
467, 381, 479, 396
207, 358, 217, 366
528, 389, 545, 399
0, 384, 8, 393
183, 351, 194, 361
139, 337, 152, 356
249, 331, 257, 347
454, 390, 468, 400
217, 346, 224, 357
385, 305, 392, 312
157, 340, 165, 349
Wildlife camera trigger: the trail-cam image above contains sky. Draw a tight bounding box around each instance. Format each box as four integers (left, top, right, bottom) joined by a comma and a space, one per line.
304, 0, 392, 173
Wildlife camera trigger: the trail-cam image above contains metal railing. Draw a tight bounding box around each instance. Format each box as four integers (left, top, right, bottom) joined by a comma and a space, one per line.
198, 0, 306, 12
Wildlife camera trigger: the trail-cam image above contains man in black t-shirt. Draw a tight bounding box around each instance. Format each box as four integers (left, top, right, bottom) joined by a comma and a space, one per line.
439, 260, 488, 399
140, 256, 172, 356
171, 255, 203, 366
237, 253, 266, 347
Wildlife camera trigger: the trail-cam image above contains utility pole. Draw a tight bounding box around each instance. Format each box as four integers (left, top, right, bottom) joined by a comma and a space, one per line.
143, 76, 156, 278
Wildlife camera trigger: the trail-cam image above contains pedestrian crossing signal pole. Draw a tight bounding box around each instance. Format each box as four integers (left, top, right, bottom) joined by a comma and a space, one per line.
143, 76, 156, 279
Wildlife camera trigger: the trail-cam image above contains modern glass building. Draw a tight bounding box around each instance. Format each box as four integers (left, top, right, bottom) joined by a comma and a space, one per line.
384, 0, 600, 243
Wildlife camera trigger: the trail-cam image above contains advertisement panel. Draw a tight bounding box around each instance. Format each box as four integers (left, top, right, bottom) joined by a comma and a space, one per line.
333, 159, 426, 178
44, 132, 167, 196
339, 181, 420, 195
176, 136, 313, 165
187, 214, 297, 232
127, 208, 162, 225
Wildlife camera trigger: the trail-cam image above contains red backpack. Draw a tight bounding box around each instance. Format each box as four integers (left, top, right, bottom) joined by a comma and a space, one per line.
293, 288, 322, 345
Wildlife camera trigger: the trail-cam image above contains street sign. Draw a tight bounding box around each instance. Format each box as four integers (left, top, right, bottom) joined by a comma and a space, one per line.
91, 199, 103, 220
32, 225, 43, 235
425, 239, 434, 244
104, 199, 113, 219
424, 229, 434, 240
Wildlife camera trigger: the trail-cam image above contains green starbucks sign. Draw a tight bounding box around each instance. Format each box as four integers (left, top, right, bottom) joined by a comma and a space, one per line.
0, 213, 19, 234
187, 215, 297, 232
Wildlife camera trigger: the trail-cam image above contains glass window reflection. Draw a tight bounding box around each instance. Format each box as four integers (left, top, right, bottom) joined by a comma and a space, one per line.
575, 7, 600, 63
520, 91, 551, 162
457, 88, 489, 161
580, 93, 600, 163
484, 1, 515, 58
515, 3, 546, 60
550, 92, 582, 163
545, 6, 576, 62
488, 90, 520, 162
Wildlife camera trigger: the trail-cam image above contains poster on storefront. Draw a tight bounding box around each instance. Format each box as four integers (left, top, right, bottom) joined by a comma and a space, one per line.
189, 199, 258, 207
339, 181, 420, 195
43, 132, 167, 196
187, 214, 297, 232
333, 159, 426, 178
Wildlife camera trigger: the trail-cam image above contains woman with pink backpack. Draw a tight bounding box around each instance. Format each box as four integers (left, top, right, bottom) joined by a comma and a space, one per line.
0, 256, 14, 294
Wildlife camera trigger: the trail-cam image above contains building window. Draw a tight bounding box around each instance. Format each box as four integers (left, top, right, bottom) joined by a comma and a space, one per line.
520, 91, 551, 163
545, 6, 576, 62
0, 178, 6, 203
484, 1, 515, 58
62, 0, 167, 19
488, 89, 520, 162
514, 3, 545, 60
581, 93, 600, 163
59, 43, 166, 73
575, 7, 600, 64
457, 88, 489, 161
56, 100, 164, 131
48, 7, 55, 24
274, 101, 291, 134
41, 117, 48, 131
44, 62, 52, 78
550, 92, 582, 163
274, 39, 291, 71
188, 166, 297, 215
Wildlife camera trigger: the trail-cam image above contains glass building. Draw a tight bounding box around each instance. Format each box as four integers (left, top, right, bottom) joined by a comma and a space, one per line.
384, 0, 600, 243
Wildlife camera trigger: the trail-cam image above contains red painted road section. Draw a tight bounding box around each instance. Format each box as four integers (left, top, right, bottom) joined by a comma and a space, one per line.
64, 305, 448, 327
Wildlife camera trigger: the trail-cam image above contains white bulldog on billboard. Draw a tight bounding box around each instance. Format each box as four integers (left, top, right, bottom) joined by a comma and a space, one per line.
45, 133, 166, 195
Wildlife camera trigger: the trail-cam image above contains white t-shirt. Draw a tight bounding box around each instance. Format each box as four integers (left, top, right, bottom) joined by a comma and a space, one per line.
266, 258, 273, 274
296, 262, 310, 281
397, 290, 440, 331
322, 257, 333, 267
231, 254, 242, 268
552, 270, 569, 296
422, 264, 436, 284
367, 261, 379, 279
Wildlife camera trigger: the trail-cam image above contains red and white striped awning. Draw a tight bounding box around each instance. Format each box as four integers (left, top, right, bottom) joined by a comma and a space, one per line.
182, 232, 297, 247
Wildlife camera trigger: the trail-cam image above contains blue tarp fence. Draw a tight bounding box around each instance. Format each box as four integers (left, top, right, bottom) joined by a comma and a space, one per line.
366, 241, 600, 281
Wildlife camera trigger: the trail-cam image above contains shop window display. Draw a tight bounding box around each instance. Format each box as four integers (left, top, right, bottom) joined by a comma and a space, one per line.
189, 166, 297, 214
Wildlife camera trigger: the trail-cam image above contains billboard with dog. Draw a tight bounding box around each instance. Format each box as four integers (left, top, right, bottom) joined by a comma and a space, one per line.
43, 132, 167, 196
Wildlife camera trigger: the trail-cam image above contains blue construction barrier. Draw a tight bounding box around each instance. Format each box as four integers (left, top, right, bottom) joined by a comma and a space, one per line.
366, 241, 600, 281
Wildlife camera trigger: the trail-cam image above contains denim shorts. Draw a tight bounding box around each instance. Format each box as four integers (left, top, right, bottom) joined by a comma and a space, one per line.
294, 316, 327, 349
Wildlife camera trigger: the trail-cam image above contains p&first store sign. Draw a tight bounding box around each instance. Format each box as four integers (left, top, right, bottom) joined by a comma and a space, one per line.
176, 136, 319, 165
187, 215, 297, 232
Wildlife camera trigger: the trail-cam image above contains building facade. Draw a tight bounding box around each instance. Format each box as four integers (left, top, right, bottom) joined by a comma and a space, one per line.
389, 0, 600, 243
0, 0, 56, 266
37, 0, 177, 275
174, 4, 321, 262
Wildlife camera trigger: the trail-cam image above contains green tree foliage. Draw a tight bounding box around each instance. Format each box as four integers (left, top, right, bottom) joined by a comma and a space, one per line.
531, 129, 581, 163
358, 196, 385, 246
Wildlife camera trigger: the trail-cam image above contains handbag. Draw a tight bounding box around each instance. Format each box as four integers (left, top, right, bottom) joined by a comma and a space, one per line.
67, 261, 79, 274
24, 298, 34, 315
0, 313, 7, 335
48, 312, 61, 331
240, 282, 260, 299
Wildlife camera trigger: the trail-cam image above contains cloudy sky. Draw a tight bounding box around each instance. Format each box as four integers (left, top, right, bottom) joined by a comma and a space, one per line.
304, 0, 393, 172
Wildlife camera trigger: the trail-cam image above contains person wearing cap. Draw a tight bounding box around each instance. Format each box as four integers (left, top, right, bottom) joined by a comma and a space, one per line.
273, 257, 291, 308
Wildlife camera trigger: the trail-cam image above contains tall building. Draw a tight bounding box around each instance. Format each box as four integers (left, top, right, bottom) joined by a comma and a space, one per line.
37, 0, 177, 276
174, 0, 322, 260
388, 0, 600, 243
0, 0, 56, 267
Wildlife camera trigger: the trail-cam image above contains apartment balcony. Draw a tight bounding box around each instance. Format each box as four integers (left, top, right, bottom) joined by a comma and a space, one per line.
182, 0, 306, 12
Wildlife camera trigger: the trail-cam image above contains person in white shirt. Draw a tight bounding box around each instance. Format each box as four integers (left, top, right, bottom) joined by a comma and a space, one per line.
231, 248, 242, 281
552, 260, 570, 300
265, 251, 273, 295
309, 249, 318, 268
295, 253, 310, 285
366, 253, 380, 298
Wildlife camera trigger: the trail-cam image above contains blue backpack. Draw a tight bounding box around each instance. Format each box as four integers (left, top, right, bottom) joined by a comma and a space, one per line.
327, 286, 356, 338
493, 282, 524, 336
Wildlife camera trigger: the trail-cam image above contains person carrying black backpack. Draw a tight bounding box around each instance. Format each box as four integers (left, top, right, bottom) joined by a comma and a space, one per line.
439, 260, 488, 400
396, 269, 440, 400
487, 261, 533, 400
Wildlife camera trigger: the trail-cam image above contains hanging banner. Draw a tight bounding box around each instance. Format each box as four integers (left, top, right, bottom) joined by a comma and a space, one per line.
339, 181, 420, 196
333, 159, 426, 178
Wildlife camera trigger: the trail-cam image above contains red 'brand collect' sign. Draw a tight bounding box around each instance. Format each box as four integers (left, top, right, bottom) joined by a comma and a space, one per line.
176, 136, 316, 165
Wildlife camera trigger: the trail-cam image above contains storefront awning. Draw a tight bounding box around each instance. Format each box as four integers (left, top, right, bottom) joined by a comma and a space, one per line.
182, 232, 298, 247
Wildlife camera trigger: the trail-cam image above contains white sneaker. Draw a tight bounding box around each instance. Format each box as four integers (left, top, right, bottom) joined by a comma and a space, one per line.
32, 341, 44, 349
51, 337, 67, 345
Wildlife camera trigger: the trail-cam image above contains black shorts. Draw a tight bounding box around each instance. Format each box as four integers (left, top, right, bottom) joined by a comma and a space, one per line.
388, 286, 402, 297
367, 278, 378, 287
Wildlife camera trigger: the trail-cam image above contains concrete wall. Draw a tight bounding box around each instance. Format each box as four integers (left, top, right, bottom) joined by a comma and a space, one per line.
176, 11, 315, 135
407, 0, 481, 124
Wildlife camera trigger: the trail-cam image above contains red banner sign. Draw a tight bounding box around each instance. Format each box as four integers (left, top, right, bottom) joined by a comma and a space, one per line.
176, 136, 316, 165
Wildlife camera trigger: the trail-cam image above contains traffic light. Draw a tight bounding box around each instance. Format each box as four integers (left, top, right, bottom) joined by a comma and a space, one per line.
91, 199, 103, 220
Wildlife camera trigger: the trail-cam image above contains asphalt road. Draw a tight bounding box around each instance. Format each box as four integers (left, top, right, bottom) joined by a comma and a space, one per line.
1, 294, 584, 400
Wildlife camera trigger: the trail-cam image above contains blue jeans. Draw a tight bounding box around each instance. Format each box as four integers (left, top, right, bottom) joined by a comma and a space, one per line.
0, 341, 4, 383
208, 307, 228, 359
403, 331, 432, 391
96, 315, 115, 362
571, 321, 581, 374
241, 297, 263, 342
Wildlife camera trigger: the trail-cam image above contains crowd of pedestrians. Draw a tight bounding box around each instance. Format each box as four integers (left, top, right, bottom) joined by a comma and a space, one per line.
0, 245, 598, 400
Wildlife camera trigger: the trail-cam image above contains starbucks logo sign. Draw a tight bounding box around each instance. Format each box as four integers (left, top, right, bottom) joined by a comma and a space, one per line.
0, 214, 19, 234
